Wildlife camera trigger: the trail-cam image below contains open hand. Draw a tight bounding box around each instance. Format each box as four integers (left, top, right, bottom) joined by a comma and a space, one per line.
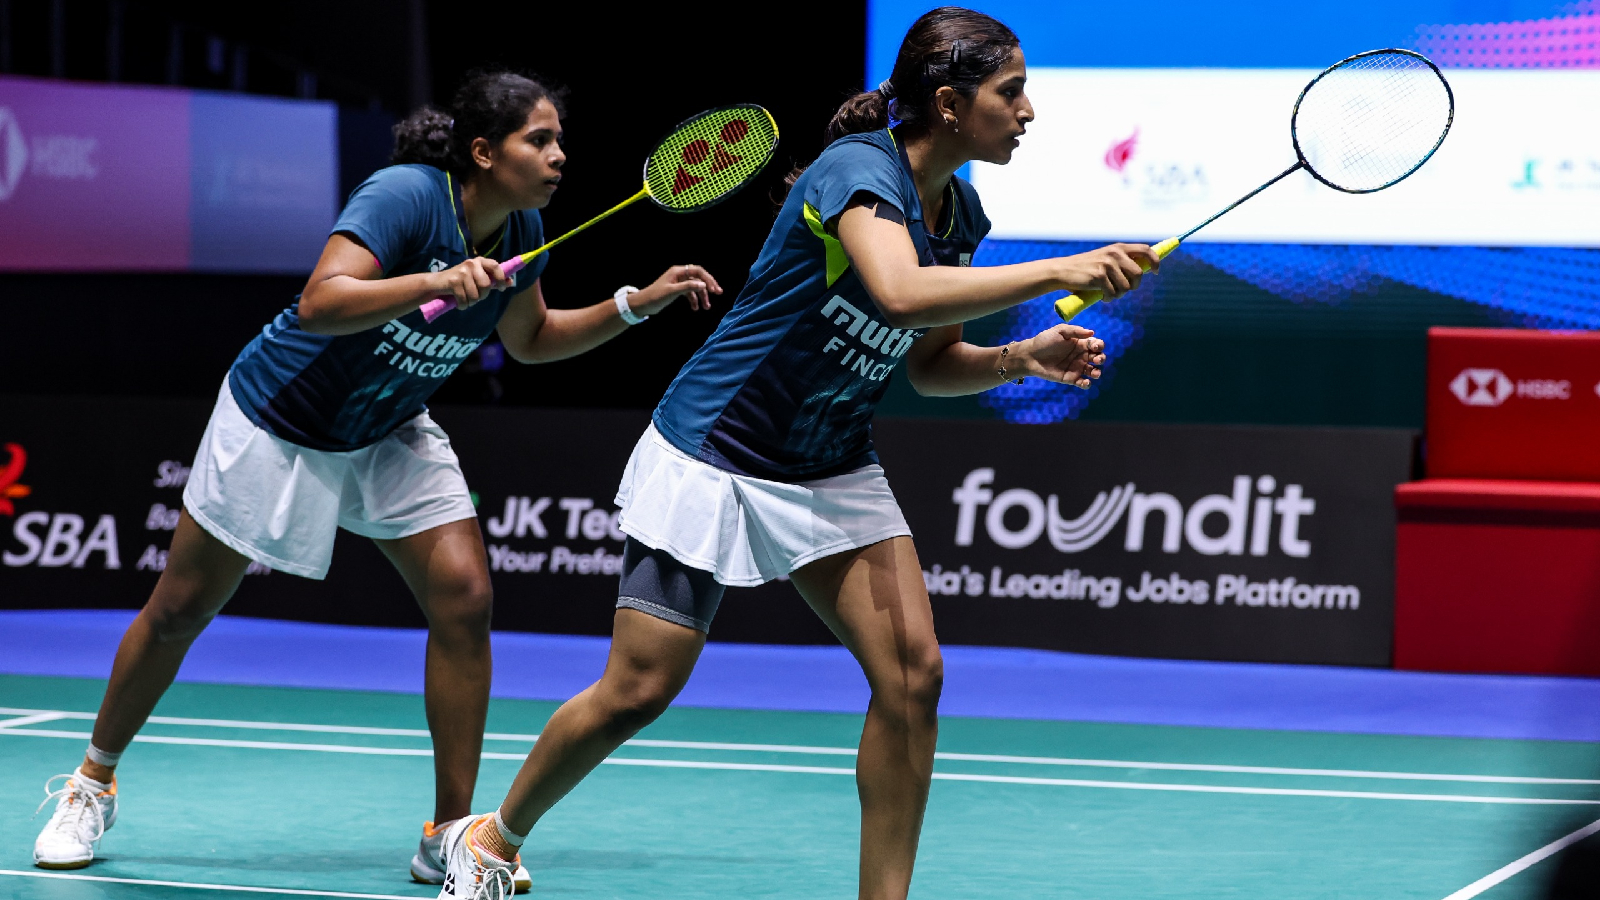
1017, 324, 1107, 389
630, 264, 724, 316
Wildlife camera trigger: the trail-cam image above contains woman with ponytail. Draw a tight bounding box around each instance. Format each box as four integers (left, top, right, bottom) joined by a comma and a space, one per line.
434, 8, 1160, 900
30, 71, 719, 892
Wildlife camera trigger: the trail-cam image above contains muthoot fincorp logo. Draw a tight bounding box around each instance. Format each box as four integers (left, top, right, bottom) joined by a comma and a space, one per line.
952, 468, 1315, 557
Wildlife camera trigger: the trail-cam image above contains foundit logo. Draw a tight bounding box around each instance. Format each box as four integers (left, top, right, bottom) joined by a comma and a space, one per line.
952, 469, 1316, 558
0, 108, 26, 201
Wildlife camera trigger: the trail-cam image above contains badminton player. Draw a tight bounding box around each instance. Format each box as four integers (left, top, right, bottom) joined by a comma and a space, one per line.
30, 70, 720, 890
435, 9, 1159, 899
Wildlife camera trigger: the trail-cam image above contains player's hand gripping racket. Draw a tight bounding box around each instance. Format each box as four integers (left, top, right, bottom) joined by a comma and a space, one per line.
1056, 48, 1454, 322
421, 104, 779, 322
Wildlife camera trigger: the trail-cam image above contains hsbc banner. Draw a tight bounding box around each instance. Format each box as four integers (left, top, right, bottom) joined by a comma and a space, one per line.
0, 76, 336, 273
0, 397, 1412, 664
871, 419, 1414, 666
1426, 327, 1600, 482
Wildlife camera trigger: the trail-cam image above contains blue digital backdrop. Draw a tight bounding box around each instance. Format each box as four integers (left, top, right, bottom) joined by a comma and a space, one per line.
867, 0, 1600, 427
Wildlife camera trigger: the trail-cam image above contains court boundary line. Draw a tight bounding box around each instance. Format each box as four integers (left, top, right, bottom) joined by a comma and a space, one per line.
5, 725, 1598, 807
6, 706, 1597, 786
1441, 817, 1600, 900
0, 868, 425, 899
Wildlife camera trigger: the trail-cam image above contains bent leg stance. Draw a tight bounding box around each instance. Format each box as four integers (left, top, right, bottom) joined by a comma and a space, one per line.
494, 539, 721, 837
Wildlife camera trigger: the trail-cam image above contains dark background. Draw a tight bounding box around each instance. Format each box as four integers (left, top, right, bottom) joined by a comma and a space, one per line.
0, 0, 1524, 429
0, 0, 868, 410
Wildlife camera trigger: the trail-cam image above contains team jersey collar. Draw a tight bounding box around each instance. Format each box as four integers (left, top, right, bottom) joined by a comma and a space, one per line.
447, 172, 506, 259
888, 128, 957, 239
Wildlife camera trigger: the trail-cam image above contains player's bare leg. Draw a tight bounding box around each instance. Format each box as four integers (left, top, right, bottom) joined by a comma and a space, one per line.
377, 519, 497, 825
792, 536, 942, 900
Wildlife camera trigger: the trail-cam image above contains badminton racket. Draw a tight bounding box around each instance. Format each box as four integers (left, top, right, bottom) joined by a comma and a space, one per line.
1055, 48, 1454, 322
422, 104, 779, 322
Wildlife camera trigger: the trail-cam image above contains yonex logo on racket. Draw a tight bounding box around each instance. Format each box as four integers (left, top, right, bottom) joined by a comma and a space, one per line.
671, 118, 754, 196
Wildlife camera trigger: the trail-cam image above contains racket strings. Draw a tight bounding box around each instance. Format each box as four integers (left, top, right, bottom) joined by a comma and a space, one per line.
644, 106, 779, 213
1294, 50, 1452, 192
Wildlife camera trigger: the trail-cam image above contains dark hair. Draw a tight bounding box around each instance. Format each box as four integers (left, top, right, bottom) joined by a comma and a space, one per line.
833, 6, 1017, 141
782, 7, 1017, 194
391, 70, 567, 177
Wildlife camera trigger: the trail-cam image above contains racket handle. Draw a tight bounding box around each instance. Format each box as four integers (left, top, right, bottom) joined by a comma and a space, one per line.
1054, 237, 1181, 322
419, 256, 532, 324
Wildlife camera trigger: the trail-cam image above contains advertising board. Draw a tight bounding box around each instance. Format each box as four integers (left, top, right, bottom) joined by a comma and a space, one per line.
0, 77, 336, 273
0, 398, 1412, 665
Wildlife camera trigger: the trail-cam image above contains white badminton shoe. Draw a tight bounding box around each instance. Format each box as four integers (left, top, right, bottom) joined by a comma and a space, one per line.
33, 769, 118, 869
413, 819, 530, 893
434, 814, 520, 899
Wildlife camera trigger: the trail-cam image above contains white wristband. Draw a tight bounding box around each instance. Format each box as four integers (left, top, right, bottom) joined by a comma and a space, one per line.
614, 286, 646, 325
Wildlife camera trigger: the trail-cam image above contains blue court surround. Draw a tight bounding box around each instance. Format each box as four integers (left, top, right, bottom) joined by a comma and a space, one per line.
4, 610, 1599, 742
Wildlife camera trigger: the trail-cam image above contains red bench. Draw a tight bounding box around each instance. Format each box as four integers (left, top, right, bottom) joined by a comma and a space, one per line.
1393, 329, 1600, 676
1394, 479, 1600, 676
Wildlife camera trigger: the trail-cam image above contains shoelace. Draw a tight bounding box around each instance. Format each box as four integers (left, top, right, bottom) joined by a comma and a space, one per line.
465, 855, 514, 900
35, 774, 109, 845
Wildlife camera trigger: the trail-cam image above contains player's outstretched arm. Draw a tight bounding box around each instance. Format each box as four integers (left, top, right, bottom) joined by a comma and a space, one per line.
298, 234, 514, 336
837, 200, 1158, 329
496, 265, 720, 364
905, 322, 1106, 397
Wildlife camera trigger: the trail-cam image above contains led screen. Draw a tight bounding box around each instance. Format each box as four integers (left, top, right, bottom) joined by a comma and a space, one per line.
866, 0, 1600, 425
0, 77, 337, 274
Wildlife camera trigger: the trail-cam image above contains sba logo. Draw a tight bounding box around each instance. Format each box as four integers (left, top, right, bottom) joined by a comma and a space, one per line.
0, 443, 30, 516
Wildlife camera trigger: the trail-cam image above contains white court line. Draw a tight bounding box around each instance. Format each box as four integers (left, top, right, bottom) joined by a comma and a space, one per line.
931, 752, 1600, 786
929, 773, 1600, 806
0, 868, 425, 899
4, 706, 1595, 786
4, 726, 1595, 807
1441, 817, 1600, 900
0, 712, 66, 729
4, 728, 437, 757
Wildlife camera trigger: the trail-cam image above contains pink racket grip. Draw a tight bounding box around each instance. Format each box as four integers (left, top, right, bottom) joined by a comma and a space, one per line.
418, 256, 530, 323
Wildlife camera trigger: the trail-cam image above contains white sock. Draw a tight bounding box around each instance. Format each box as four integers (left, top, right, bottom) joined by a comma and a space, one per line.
493, 810, 526, 848
72, 767, 111, 793
84, 743, 122, 769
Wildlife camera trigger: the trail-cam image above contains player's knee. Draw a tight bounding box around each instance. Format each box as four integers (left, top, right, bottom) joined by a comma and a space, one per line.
143, 596, 218, 643
428, 574, 494, 638
601, 675, 679, 738
906, 648, 944, 714
873, 645, 943, 724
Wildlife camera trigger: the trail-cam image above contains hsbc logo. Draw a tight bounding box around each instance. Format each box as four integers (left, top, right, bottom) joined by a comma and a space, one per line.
1450, 368, 1512, 406
1450, 368, 1573, 406
0, 107, 99, 202
0, 108, 26, 201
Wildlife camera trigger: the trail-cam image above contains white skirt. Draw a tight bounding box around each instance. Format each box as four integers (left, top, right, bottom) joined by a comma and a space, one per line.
183, 379, 477, 579
615, 424, 912, 587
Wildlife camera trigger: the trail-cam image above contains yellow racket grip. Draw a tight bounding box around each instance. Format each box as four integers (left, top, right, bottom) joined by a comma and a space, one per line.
1054, 237, 1181, 322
